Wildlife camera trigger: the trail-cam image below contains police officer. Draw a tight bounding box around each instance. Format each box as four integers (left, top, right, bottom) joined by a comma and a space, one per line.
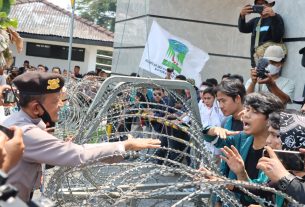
2, 72, 160, 202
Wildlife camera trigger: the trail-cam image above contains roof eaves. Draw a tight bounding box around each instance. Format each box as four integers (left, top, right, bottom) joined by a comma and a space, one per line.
14, 0, 114, 38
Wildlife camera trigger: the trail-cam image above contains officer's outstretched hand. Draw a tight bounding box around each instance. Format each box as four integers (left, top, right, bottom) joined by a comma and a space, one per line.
1, 126, 24, 172
123, 135, 161, 151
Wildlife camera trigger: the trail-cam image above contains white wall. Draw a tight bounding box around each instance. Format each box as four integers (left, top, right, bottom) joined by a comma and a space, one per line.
10, 38, 112, 75
113, 0, 305, 106
113, 0, 252, 80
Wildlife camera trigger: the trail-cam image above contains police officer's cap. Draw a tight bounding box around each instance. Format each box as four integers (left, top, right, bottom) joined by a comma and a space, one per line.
13, 72, 65, 95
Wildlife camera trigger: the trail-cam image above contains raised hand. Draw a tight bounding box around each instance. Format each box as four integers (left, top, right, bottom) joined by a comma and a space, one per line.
208, 127, 240, 139
220, 146, 249, 181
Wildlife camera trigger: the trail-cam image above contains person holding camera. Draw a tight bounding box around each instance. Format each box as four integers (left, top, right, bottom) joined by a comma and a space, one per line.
0, 126, 24, 173
1, 72, 161, 202
245, 45, 295, 105
239, 0, 284, 67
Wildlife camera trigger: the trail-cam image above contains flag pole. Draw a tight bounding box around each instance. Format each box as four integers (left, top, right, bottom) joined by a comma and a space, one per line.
67, 0, 75, 75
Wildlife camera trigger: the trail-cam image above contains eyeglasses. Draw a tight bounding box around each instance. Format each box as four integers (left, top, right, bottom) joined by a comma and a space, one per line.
153, 92, 162, 97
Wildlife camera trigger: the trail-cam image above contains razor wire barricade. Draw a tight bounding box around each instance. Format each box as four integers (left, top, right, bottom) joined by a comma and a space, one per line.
44, 76, 302, 207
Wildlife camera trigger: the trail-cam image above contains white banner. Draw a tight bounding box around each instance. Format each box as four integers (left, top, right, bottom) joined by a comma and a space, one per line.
139, 21, 209, 87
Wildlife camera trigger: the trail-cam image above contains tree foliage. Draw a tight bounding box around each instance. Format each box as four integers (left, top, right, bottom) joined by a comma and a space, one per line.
76, 0, 117, 32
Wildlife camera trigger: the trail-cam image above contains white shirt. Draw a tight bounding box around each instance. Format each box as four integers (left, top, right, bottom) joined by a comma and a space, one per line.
198, 100, 224, 128
198, 100, 225, 155
245, 76, 295, 102
0, 74, 7, 86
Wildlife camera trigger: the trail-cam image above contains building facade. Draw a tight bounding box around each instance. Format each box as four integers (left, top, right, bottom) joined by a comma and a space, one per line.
112, 0, 305, 101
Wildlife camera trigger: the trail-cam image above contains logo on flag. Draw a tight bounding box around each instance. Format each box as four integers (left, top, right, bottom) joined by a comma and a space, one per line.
139, 21, 209, 86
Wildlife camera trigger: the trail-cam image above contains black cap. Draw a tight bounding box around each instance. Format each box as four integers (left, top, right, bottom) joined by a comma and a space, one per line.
13, 72, 65, 95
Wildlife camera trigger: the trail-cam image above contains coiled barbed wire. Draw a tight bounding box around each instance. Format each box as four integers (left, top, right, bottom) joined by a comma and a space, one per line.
45, 76, 302, 206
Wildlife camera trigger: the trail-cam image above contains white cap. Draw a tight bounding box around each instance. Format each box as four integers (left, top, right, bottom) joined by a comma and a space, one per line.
255, 0, 275, 6
264, 45, 285, 62
266, 0, 275, 3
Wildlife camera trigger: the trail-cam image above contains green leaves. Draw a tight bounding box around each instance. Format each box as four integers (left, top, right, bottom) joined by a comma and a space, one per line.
0, 0, 15, 14
0, 0, 18, 29
76, 0, 116, 32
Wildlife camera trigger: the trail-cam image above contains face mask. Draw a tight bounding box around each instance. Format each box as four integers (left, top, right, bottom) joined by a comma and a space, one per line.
39, 103, 55, 128
266, 64, 281, 75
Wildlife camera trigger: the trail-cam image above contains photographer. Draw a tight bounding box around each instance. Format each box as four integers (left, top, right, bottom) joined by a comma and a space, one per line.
245, 45, 295, 105
0, 127, 24, 173
239, 0, 284, 67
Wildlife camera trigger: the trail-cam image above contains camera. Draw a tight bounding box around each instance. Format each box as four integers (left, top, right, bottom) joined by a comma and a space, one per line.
263, 149, 305, 172
0, 125, 14, 139
252, 5, 264, 14
2, 89, 17, 104
256, 58, 269, 79
0, 170, 54, 207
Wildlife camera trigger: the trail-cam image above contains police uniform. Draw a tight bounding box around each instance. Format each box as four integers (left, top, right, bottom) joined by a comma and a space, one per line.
2, 72, 125, 202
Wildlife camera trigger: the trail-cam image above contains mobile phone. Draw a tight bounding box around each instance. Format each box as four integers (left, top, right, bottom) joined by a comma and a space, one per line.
2, 89, 17, 104
263, 149, 305, 172
0, 125, 14, 139
252, 5, 264, 14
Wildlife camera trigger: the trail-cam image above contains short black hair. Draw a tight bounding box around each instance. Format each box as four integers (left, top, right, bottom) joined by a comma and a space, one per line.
85, 71, 97, 76
24, 60, 29, 64
200, 81, 213, 88
74, 65, 80, 69
222, 73, 231, 80
268, 112, 280, 130
226, 74, 244, 84
206, 78, 218, 87
216, 79, 246, 103
153, 87, 165, 93
244, 92, 284, 118
52, 67, 61, 74
202, 87, 216, 97
175, 75, 186, 81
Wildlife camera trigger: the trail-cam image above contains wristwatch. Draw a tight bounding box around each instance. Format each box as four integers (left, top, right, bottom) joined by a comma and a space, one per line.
277, 173, 296, 191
